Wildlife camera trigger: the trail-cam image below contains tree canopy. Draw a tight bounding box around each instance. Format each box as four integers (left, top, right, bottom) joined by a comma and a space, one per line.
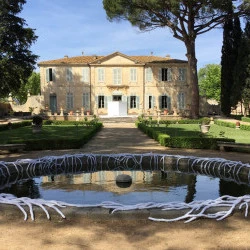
0, 0, 38, 98
198, 64, 221, 102
13, 72, 40, 104
103, 0, 249, 118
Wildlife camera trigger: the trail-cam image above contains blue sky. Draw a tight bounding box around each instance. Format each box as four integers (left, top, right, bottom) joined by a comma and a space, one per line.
21, 0, 223, 70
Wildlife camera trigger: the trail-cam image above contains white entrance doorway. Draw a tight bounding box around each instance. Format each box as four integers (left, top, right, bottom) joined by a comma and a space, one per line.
108, 95, 127, 116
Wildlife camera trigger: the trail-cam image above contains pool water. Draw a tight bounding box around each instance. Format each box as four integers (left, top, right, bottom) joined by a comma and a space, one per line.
1, 171, 250, 205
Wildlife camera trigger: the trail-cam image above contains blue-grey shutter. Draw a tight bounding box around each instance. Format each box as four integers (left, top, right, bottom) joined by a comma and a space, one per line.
95, 96, 98, 108
152, 96, 156, 108
104, 96, 108, 108
46, 69, 49, 82
52, 69, 56, 82
167, 96, 171, 110
145, 94, 149, 109
127, 96, 131, 109
122, 95, 127, 102
177, 93, 181, 109
167, 68, 172, 81
158, 96, 162, 109
136, 96, 140, 109
86, 93, 90, 110
158, 69, 162, 81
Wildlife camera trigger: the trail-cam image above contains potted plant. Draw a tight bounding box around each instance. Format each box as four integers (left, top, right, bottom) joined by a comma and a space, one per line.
235, 121, 240, 129
200, 117, 211, 133
32, 115, 43, 133
164, 109, 168, 115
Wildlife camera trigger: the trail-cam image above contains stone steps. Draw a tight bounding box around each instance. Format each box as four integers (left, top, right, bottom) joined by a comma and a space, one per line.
98, 116, 138, 123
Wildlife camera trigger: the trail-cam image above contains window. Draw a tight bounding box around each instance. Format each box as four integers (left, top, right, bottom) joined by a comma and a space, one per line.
178, 92, 185, 109
66, 68, 73, 82
98, 68, 105, 82
66, 93, 74, 110
82, 92, 90, 110
98, 95, 105, 108
113, 68, 122, 85
159, 68, 172, 81
145, 67, 153, 82
130, 96, 137, 108
160, 95, 171, 109
46, 68, 55, 82
178, 68, 187, 81
82, 67, 90, 83
129, 95, 139, 109
130, 68, 137, 82
146, 95, 155, 109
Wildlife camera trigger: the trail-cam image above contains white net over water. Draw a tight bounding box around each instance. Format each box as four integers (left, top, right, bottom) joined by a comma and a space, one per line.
0, 153, 249, 222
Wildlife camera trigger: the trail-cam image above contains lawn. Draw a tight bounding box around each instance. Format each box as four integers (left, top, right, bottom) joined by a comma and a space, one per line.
0, 124, 102, 150
159, 124, 250, 144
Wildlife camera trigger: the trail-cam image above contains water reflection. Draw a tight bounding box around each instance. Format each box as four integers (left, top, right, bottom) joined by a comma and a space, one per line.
0, 171, 249, 205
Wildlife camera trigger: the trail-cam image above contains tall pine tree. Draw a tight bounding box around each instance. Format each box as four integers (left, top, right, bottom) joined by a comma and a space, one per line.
241, 22, 250, 115
221, 8, 242, 116
0, 0, 38, 98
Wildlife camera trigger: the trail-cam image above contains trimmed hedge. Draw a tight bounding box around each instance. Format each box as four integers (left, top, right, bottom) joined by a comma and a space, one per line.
137, 122, 234, 150
43, 120, 99, 126
240, 124, 250, 131
214, 119, 236, 128
0, 120, 31, 131
242, 117, 250, 123
215, 119, 250, 131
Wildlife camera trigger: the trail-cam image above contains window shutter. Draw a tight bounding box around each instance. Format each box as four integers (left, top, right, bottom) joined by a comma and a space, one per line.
127, 96, 130, 109
136, 96, 140, 109
158, 69, 162, 81
167, 96, 171, 110
145, 94, 149, 109
46, 69, 49, 82
104, 96, 108, 108
52, 69, 56, 82
82, 68, 89, 82
167, 68, 172, 81
177, 93, 181, 109
152, 96, 156, 108
122, 95, 127, 102
159, 96, 162, 109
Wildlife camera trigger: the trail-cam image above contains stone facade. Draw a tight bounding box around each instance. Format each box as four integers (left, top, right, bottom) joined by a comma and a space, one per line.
38, 51, 190, 116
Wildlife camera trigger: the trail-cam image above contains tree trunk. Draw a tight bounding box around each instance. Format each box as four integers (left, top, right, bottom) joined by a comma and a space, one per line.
185, 39, 200, 118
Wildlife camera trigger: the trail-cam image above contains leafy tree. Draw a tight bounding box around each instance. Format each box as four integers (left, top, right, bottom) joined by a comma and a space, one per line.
0, 0, 38, 98
103, 0, 247, 118
198, 64, 221, 102
13, 72, 40, 104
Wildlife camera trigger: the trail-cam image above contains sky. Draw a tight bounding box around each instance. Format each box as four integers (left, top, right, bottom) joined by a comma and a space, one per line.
21, 0, 224, 70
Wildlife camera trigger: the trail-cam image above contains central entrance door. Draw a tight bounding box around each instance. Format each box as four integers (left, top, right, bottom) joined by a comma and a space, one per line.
113, 95, 122, 101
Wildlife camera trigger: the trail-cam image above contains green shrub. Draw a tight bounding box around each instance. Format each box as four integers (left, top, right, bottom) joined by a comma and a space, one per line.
137, 121, 235, 150
240, 124, 250, 131
0, 120, 31, 131
214, 119, 236, 128
32, 115, 43, 126
242, 117, 250, 123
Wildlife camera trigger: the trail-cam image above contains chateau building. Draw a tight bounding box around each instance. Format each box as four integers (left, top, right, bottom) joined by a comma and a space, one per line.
38, 51, 190, 116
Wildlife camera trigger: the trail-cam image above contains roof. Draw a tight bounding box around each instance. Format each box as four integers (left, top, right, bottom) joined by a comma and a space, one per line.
38, 51, 187, 66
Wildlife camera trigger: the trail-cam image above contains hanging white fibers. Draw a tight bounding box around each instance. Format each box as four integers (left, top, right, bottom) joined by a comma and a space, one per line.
0, 153, 249, 222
